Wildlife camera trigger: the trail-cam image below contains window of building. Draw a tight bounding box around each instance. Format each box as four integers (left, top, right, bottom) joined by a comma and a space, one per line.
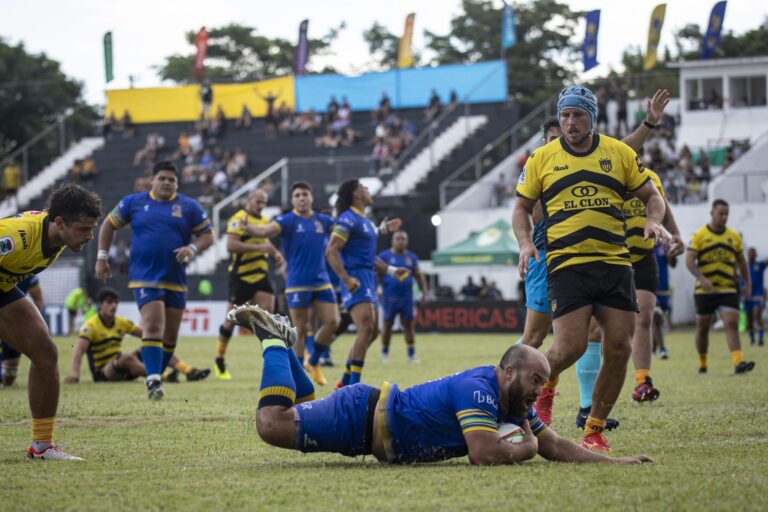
729, 75, 767, 107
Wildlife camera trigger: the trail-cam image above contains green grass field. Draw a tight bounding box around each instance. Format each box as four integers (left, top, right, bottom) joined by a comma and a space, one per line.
1, 328, 766, 511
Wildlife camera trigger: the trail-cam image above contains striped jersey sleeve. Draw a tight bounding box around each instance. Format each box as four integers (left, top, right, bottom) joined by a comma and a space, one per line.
450, 376, 500, 436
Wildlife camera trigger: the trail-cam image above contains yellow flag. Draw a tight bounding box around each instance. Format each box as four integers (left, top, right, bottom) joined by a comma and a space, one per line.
398, 13, 416, 69
644, 4, 666, 70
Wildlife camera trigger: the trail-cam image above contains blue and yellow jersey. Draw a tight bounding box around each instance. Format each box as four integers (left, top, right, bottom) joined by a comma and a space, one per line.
78, 314, 137, 377
226, 209, 270, 284
516, 135, 649, 274
749, 260, 766, 296
271, 210, 334, 292
109, 192, 211, 292
378, 249, 419, 299
331, 207, 377, 270
0, 211, 65, 292
622, 169, 665, 263
378, 366, 546, 464
688, 225, 743, 295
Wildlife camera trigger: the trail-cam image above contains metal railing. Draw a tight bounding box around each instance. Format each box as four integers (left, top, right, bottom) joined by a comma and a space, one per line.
0, 108, 89, 185
438, 94, 557, 208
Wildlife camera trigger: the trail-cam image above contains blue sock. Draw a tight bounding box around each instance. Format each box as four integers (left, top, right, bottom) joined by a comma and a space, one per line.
305, 334, 315, 355
515, 337, 523, 345
750, 330, 755, 343
382, 345, 390, 355
161, 344, 174, 372
287, 348, 315, 403
258, 340, 296, 409
406, 341, 415, 358
760, 328, 764, 343
576, 341, 602, 410
348, 359, 365, 385
308, 343, 329, 366
340, 359, 351, 387
141, 339, 163, 377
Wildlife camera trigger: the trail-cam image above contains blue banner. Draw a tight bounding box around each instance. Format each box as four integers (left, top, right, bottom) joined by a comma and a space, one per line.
501, 2, 516, 49
582, 10, 600, 72
294, 19, 309, 76
295, 60, 507, 112
701, 1, 727, 59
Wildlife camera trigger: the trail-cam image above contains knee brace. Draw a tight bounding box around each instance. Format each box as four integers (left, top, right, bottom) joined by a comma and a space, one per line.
220, 324, 234, 339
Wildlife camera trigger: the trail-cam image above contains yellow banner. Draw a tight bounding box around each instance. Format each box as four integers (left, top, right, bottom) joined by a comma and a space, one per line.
398, 13, 416, 69
644, 3, 666, 71
105, 75, 295, 123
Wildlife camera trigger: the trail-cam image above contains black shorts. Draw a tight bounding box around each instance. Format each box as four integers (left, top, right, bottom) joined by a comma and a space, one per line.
1, 340, 20, 359
694, 293, 740, 316
632, 252, 659, 293
228, 273, 274, 304
547, 262, 638, 319
91, 358, 136, 383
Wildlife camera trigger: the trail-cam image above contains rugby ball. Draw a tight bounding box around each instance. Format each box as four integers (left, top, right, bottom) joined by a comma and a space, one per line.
498, 423, 525, 444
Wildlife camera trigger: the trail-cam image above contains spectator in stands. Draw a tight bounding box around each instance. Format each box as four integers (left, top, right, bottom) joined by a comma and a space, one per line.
373, 92, 391, 123
255, 89, 280, 139
103, 113, 117, 139
70, 159, 84, 182
226, 148, 248, 179
200, 80, 213, 118
212, 105, 227, 136
707, 88, 723, 109
212, 166, 229, 194
235, 104, 253, 130
460, 276, 481, 300
81, 157, 98, 182
425, 89, 442, 121
615, 82, 629, 136
3, 158, 21, 209
189, 128, 204, 155
109, 239, 130, 275
596, 87, 609, 133
133, 132, 165, 166
175, 131, 191, 159
197, 183, 216, 219
326, 96, 340, 124
493, 173, 509, 208
447, 90, 459, 112
434, 284, 455, 301
120, 110, 135, 138
485, 282, 503, 300
697, 149, 711, 181
296, 110, 320, 134
370, 137, 391, 175
315, 125, 341, 149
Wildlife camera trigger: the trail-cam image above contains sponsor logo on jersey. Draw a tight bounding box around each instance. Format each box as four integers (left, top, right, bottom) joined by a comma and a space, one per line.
599, 158, 612, 172
0, 237, 14, 255
553, 164, 569, 172
172, 205, 183, 218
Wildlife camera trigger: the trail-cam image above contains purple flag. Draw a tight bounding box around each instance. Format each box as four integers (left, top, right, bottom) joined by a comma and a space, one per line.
294, 19, 309, 76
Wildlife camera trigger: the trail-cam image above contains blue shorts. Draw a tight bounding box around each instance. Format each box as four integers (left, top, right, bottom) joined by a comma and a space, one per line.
525, 250, 549, 313
294, 383, 378, 457
133, 288, 187, 310
744, 296, 765, 310
656, 294, 671, 311
0, 287, 25, 309
382, 296, 414, 321
286, 287, 336, 309
1, 340, 21, 360
339, 268, 378, 310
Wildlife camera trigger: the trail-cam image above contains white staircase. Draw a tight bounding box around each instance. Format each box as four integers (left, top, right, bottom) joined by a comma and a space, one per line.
380, 115, 488, 196
0, 137, 105, 218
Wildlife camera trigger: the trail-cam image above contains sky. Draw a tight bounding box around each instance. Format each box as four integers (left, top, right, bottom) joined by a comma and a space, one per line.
1, 0, 766, 105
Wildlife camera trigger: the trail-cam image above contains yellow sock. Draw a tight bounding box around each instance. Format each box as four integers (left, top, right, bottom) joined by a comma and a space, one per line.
731, 350, 744, 366
216, 340, 229, 358
544, 376, 559, 390
175, 360, 193, 375
32, 417, 56, 443
585, 416, 605, 435
635, 368, 650, 385
699, 354, 708, 370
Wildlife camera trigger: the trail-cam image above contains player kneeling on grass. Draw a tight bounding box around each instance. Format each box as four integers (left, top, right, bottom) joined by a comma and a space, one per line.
65, 288, 209, 384
228, 304, 651, 465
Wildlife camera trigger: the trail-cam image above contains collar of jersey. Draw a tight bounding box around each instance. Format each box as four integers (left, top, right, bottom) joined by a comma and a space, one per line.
350, 206, 364, 215
40, 215, 61, 259
706, 224, 726, 235
292, 209, 313, 218
559, 133, 600, 158
149, 191, 177, 202
98, 313, 115, 329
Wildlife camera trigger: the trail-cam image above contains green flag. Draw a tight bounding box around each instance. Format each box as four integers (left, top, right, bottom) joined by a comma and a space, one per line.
103, 32, 114, 83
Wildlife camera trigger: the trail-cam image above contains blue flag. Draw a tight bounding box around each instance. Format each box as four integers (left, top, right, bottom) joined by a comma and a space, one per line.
501, 2, 516, 49
701, 1, 727, 59
582, 10, 600, 72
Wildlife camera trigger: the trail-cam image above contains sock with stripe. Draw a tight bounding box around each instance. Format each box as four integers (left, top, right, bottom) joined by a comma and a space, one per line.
340, 359, 352, 387
635, 368, 650, 386
161, 343, 175, 373
31, 417, 55, 451
141, 338, 163, 377
406, 339, 415, 358
258, 340, 296, 409
305, 334, 315, 356
348, 359, 365, 385
288, 348, 315, 403
585, 416, 606, 436
731, 350, 744, 367
174, 360, 193, 375
699, 354, 708, 371
381, 344, 390, 356
576, 341, 601, 409
544, 375, 559, 391
216, 339, 229, 358
308, 343, 330, 366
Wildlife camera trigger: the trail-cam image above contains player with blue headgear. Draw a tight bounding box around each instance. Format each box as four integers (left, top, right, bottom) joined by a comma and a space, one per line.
557, 85, 598, 133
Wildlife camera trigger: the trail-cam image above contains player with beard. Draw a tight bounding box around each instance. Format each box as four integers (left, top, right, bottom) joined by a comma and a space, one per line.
225, 303, 652, 465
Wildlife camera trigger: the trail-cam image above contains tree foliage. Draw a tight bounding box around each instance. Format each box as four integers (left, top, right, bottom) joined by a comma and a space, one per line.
156, 23, 342, 84
0, 38, 94, 160
362, 21, 421, 69
423, 0, 582, 110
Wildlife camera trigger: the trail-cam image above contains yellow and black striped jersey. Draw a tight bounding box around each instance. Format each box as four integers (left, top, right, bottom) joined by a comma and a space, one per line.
226, 209, 269, 284
688, 225, 743, 294
623, 169, 665, 263
78, 314, 137, 374
0, 212, 65, 292
516, 134, 649, 274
